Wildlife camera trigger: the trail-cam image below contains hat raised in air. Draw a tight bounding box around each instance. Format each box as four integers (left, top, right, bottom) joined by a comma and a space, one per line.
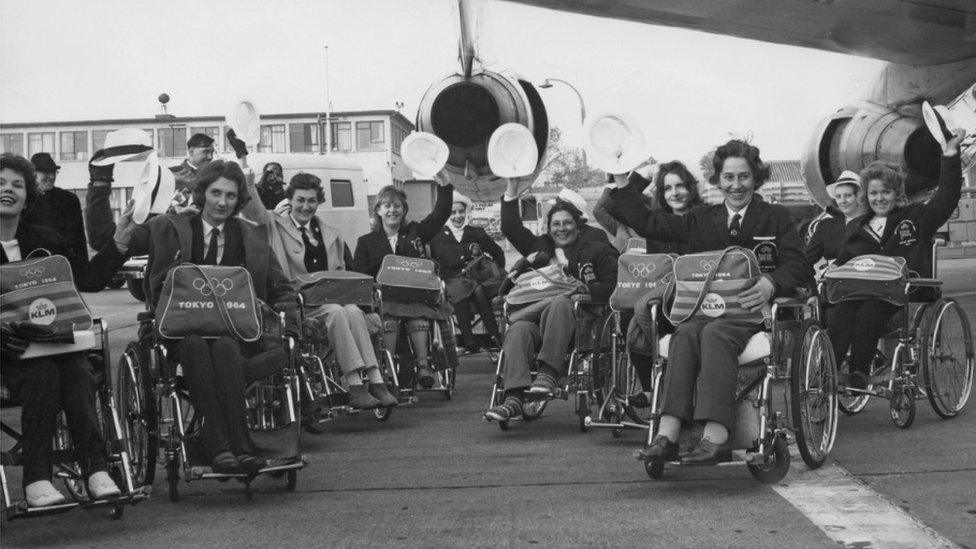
402, 131, 449, 179
487, 123, 538, 178
581, 112, 647, 174
90, 129, 154, 166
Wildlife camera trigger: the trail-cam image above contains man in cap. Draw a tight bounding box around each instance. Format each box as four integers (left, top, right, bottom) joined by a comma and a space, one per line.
554, 187, 611, 246
23, 152, 88, 258
170, 132, 215, 197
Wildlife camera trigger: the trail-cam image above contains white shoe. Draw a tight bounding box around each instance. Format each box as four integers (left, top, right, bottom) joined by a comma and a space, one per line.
87, 471, 121, 499
25, 480, 66, 508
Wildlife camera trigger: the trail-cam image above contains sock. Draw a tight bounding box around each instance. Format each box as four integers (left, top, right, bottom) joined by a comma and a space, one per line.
345, 370, 364, 387
364, 366, 384, 384
702, 421, 729, 444
657, 415, 681, 442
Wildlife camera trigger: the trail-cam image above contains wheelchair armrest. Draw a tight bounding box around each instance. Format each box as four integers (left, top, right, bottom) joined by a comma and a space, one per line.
907, 278, 942, 288
136, 311, 155, 322
772, 297, 805, 308
571, 294, 593, 305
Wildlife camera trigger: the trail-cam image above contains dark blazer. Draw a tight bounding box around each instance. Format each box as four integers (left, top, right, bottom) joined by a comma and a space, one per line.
429, 225, 505, 279
835, 154, 961, 279
609, 182, 810, 297
805, 215, 850, 265
24, 187, 88, 259
126, 211, 297, 313
352, 184, 454, 278
597, 178, 687, 255
0, 222, 122, 293
501, 197, 619, 302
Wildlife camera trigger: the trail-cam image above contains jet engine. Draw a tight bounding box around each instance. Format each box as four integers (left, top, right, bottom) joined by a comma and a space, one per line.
801, 101, 945, 208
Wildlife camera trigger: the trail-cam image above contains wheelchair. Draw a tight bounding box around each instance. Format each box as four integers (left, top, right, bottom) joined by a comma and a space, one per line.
115, 310, 307, 502
485, 294, 611, 432
1, 318, 149, 520
294, 291, 401, 431
825, 240, 974, 428
640, 298, 840, 483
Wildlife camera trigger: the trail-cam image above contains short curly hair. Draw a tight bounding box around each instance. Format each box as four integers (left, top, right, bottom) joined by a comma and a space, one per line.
286, 172, 325, 202
709, 139, 770, 190
653, 160, 703, 213
0, 152, 38, 207
191, 159, 252, 215
859, 161, 906, 205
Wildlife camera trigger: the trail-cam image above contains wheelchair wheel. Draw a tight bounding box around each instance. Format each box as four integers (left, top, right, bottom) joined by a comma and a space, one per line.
921, 298, 974, 419
889, 385, 916, 429
837, 352, 885, 415
747, 435, 791, 484
286, 470, 298, 491
790, 319, 838, 470
117, 342, 159, 487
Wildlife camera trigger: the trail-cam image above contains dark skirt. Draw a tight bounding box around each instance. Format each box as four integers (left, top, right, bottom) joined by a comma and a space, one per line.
383, 297, 454, 320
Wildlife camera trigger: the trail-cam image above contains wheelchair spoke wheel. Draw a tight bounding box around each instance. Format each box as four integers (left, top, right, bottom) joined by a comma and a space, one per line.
117, 343, 159, 488
790, 320, 838, 469
747, 435, 791, 484
921, 298, 974, 419
889, 385, 916, 429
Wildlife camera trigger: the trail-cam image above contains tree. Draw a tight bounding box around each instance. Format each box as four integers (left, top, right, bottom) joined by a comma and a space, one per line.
536, 126, 605, 189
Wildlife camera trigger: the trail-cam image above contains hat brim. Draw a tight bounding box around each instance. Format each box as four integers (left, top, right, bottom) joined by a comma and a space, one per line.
227, 100, 262, 146
131, 153, 176, 224
91, 145, 154, 167
826, 181, 860, 196
922, 101, 953, 149
487, 123, 538, 178
582, 112, 647, 174
402, 132, 449, 178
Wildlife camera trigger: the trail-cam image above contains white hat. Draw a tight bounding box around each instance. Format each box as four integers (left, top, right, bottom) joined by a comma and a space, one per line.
922, 101, 954, 150
556, 187, 589, 221
402, 131, 449, 179
581, 112, 647, 174
90, 129, 154, 166
226, 100, 261, 146
131, 151, 176, 224
451, 191, 472, 209
487, 123, 538, 178
825, 170, 861, 196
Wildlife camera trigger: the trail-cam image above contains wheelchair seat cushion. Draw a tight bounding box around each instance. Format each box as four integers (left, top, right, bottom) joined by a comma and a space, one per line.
659, 331, 771, 365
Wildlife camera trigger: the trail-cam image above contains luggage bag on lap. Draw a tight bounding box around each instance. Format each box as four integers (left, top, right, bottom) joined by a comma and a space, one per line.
1, 254, 93, 330
376, 255, 442, 305
823, 254, 910, 306
156, 264, 262, 341
296, 270, 374, 307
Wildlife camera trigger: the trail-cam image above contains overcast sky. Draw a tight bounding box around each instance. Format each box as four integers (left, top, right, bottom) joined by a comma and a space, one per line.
1, 0, 885, 162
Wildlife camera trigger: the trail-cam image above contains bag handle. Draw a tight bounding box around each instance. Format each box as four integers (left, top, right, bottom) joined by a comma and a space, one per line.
185, 263, 253, 341
663, 246, 738, 325
522, 264, 586, 293
24, 248, 52, 259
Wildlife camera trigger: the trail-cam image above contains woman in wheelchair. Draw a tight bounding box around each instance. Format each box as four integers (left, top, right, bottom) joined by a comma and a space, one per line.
827, 129, 966, 390
609, 140, 809, 464
805, 170, 863, 270
241, 170, 397, 410
1, 153, 135, 507
429, 192, 505, 354
352, 177, 456, 389
484, 179, 619, 422
114, 159, 301, 474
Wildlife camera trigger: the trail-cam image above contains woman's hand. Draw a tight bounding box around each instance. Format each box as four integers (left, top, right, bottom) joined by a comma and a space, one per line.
737, 275, 775, 313
943, 128, 967, 156
504, 178, 519, 198
612, 173, 630, 189
273, 198, 291, 216
433, 167, 452, 187
113, 199, 137, 253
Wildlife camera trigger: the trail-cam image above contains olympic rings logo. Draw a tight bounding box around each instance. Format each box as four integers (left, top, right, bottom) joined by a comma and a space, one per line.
19, 266, 45, 278
395, 258, 424, 268
699, 259, 718, 271
627, 262, 657, 278
192, 277, 234, 297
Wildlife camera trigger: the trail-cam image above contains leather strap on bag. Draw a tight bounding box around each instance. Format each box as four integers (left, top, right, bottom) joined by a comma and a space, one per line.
185, 263, 257, 341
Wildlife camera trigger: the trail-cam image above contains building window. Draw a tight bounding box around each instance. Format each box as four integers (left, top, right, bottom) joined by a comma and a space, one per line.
92, 130, 111, 152
392, 125, 408, 155
1, 133, 24, 156
332, 122, 352, 151
27, 132, 56, 157
259, 124, 286, 153
60, 131, 89, 161
189, 126, 220, 145
356, 121, 385, 151
158, 127, 188, 157
330, 179, 354, 207
289, 123, 320, 153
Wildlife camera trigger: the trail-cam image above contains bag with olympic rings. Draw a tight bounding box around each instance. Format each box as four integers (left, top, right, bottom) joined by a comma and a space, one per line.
667, 247, 768, 325
376, 255, 442, 305
609, 252, 675, 311
1, 251, 93, 331
156, 263, 262, 341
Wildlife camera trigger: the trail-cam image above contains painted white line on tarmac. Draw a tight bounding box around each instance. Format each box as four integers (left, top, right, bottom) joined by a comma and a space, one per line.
773, 463, 959, 549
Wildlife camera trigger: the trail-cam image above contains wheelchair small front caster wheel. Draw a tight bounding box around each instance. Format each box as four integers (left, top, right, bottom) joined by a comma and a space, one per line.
645, 461, 664, 479
286, 470, 297, 491
889, 386, 916, 429
499, 419, 510, 431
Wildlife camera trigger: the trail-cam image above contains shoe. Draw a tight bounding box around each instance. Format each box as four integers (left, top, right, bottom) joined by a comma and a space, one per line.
417, 367, 435, 389
24, 480, 66, 508
680, 437, 732, 466
849, 371, 869, 391
528, 372, 557, 395
368, 383, 399, 407
87, 471, 121, 500
212, 452, 241, 474
627, 392, 651, 408
637, 435, 679, 463
484, 398, 523, 421
465, 343, 482, 355
348, 384, 383, 409
236, 454, 267, 473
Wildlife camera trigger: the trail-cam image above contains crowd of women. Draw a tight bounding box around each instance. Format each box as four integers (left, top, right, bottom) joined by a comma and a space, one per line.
0, 120, 966, 508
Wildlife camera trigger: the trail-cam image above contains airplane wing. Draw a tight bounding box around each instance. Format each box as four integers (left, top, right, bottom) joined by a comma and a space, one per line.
503, 0, 976, 66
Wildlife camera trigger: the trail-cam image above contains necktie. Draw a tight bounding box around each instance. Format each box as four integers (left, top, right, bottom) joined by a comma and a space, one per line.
203, 228, 220, 264
299, 226, 312, 248
729, 213, 741, 243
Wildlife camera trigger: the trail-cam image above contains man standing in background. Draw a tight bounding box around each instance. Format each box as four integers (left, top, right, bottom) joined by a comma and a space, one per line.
170, 132, 215, 199
24, 152, 88, 258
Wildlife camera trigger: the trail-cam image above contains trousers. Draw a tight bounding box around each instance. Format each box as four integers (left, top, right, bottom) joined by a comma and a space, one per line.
306, 303, 379, 374
501, 295, 579, 391
827, 298, 901, 375
661, 317, 762, 431
455, 284, 500, 341
5, 352, 107, 487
